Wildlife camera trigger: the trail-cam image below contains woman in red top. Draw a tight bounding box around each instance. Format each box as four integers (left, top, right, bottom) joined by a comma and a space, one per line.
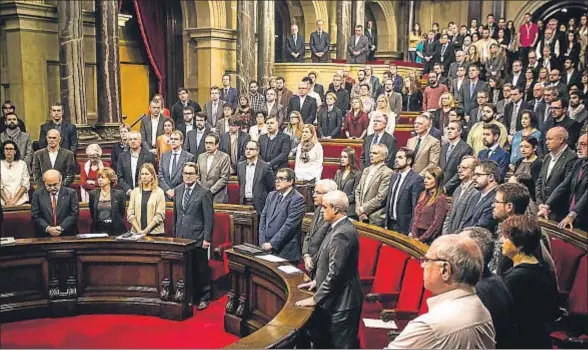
343, 97, 369, 139
80, 143, 110, 202
411, 165, 450, 244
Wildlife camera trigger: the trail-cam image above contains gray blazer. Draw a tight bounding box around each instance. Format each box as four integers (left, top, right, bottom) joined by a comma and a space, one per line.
355, 163, 393, 226
347, 35, 370, 63
386, 92, 402, 117
157, 150, 195, 192
302, 208, 330, 264
173, 182, 214, 246
197, 151, 230, 203
442, 182, 478, 235
139, 114, 165, 150
1, 131, 33, 172
204, 100, 226, 127
313, 217, 363, 312
309, 30, 330, 56
32, 148, 75, 188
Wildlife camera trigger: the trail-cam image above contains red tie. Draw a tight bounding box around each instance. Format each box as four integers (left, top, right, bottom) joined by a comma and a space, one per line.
51, 194, 57, 226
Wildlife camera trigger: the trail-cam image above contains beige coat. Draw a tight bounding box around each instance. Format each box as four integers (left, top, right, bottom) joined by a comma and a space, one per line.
197, 150, 230, 203
406, 134, 441, 176
355, 163, 393, 226
127, 186, 166, 234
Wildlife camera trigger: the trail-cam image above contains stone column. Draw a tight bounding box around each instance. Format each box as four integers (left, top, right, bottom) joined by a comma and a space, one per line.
57, 1, 97, 142
236, 0, 256, 94
336, 0, 352, 60
257, 0, 275, 88
353, 0, 365, 28
95, 0, 122, 141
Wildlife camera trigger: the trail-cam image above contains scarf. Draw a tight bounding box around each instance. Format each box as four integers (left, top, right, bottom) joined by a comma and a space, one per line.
5, 126, 20, 141
568, 104, 586, 121
299, 140, 314, 163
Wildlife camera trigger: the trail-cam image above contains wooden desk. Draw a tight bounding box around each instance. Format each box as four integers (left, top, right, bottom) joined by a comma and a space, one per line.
0, 236, 197, 322
224, 250, 314, 349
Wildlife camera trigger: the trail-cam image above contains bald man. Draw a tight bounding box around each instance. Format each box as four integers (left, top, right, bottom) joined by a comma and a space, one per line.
32, 129, 76, 188
285, 24, 305, 62
31, 169, 79, 237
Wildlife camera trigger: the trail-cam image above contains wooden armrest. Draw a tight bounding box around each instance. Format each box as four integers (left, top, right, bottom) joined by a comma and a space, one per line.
365, 292, 400, 304
380, 309, 418, 322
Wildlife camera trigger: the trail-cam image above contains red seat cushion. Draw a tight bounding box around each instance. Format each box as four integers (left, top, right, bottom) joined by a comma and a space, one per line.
550, 238, 585, 293
394, 129, 414, 148
395, 258, 425, 314
321, 143, 362, 165
78, 210, 93, 233
163, 209, 174, 236
227, 183, 240, 205
321, 163, 340, 179
358, 236, 382, 280
2, 211, 35, 238
212, 213, 231, 249
568, 255, 588, 316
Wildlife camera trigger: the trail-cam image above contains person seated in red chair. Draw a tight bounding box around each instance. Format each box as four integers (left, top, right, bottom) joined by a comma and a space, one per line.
80, 143, 110, 202
31, 169, 79, 237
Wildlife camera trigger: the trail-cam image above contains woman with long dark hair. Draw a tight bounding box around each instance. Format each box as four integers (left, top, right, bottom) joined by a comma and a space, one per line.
333, 147, 361, 218
0, 140, 29, 206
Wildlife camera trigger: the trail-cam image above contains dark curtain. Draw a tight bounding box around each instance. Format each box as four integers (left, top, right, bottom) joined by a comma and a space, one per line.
133, 0, 166, 97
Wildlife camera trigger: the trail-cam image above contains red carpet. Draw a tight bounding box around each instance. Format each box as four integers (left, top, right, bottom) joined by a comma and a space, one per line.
0, 296, 239, 349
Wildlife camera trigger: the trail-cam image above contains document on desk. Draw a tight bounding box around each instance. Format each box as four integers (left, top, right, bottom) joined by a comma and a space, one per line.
363, 318, 398, 329
77, 233, 109, 239
257, 254, 288, 263
277, 265, 302, 274
1, 237, 16, 246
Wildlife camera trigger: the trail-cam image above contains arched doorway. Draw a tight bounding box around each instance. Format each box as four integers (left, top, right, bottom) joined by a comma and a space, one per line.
531, 0, 588, 26
275, 1, 292, 63
164, 0, 183, 107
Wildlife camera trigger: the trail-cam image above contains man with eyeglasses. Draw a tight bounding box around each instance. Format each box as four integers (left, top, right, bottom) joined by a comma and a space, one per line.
286, 80, 317, 124
0, 100, 26, 134
259, 168, 306, 262
387, 235, 494, 349
116, 131, 156, 197
237, 140, 274, 214
219, 117, 250, 175
543, 98, 581, 149
347, 24, 370, 64
31, 169, 79, 237
547, 69, 568, 100
440, 121, 473, 195
443, 157, 480, 234
173, 162, 214, 310
158, 130, 195, 200
456, 161, 499, 233
176, 106, 196, 141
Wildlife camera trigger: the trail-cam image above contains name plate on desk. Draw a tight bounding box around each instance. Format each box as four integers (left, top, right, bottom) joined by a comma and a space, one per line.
233, 243, 264, 256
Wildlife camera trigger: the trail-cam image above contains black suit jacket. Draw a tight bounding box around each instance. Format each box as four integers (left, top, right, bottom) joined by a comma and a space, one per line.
384, 170, 425, 234
313, 218, 363, 312
360, 132, 397, 169
284, 34, 305, 62
110, 142, 127, 173
536, 147, 578, 220
318, 106, 342, 138
302, 208, 329, 263
219, 131, 250, 172
459, 187, 498, 232
32, 148, 76, 188
505, 74, 526, 90
287, 95, 317, 124
440, 140, 473, 190
334, 169, 361, 217
176, 121, 196, 142
309, 31, 330, 56
173, 183, 214, 246
171, 100, 202, 126
89, 188, 127, 234
258, 132, 291, 171
38, 122, 78, 154
116, 148, 156, 194
546, 159, 588, 231
503, 100, 531, 133
139, 114, 165, 149
434, 43, 455, 71
237, 159, 274, 214
185, 127, 211, 160
563, 70, 582, 88
423, 40, 438, 59
31, 187, 79, 237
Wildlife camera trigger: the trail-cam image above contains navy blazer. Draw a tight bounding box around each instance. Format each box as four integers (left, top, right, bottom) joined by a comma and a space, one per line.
384, 170, 425, 234
284, 34, 305, 62
546, 159, 587, 230
157, 150, 196, 192
478, 146, 510, 182
259, 189, 306, 261
458, 187, 498, 232
173, 183, 214, 246
220, 87, 239, 109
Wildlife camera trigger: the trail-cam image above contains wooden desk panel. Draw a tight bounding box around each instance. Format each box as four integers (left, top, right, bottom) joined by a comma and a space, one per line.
0, 237, 196, 322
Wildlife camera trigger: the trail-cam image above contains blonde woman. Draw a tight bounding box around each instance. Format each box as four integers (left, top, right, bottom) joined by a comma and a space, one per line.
367, 95, 396, 135
80, 143, 108, 202
127, 163, 166, 235
284, 111, 304, 155
294, 124, 323, 183
433, 92, 455, 130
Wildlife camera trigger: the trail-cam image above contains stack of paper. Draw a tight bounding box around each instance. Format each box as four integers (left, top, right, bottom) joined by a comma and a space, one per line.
258, 254, 288, 263
77, 233, 109, 239
363, 318, 398, 329
277, 265, 302, 274
1, 237, 16, 246
115, 232, 145, 241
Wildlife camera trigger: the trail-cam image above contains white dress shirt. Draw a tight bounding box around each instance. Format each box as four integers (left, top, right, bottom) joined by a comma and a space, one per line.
391, 169, 410, 220
130, 151, 139, 188
48, 149, 59, 167
244, 159, 257, 199
150, 117, 159, 147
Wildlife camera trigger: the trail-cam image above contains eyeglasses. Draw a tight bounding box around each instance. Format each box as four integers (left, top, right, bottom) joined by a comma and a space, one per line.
473, 172, 491, 177
417, 257, 448, 265
183, 172, 197, 176
275, 176, 289, 182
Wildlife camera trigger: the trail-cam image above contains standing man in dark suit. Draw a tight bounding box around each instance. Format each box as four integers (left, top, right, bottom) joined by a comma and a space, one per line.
258, 116, 291, 171
32, 129, 75, 188
347, 25, 370, 64
434, 34, 455, 74
185, 112, 211, 160
503, 86, 530, 136
477, 124, 510, 181
457, 161, 499, 233
38, 102, 78, 154
139, 100, 166, 153
302, 179, 337, 276
504, 60, 526, 90
309, 20, 330, 63
259, 168, 306, 262
327, 73, 350, 113
173, 162, 214, 310
285, 24, 305, 62
116, 131, 156, 196
158, 130, 195, 200
536, 126, 578, 221
0, 100, 26, 134
237, 140, 275, 214
422, 31, 439, 74
31, 169, 79, 237
296, 190, 363, 349
220, 74, 238, 109
543, 98, 582, 149
440, 121, 473, 194
176, 106, 197, 141
385, 148, 424, 234
458, 65, 489, 118
539, 133, 588, 231
443, 156, 481, 235
171, 87, 202, 127
360, 115, 397, 169
203, 86, 226, 129
287, 81, 318, 124
365, 20, 377, 62
219, 118, 250, 175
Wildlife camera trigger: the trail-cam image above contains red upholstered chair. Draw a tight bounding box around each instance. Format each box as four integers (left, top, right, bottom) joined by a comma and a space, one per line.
227, 183, 241, 205
78, 210, 93, 234
2, 210, 35, 238
321, 142, 363, 165
550, 238, 585, 298
163, 208, 174, 237
393, 129, 414, 148
380, 258, 425, 321
358, 236, 382, 294
321, 163, 340, 179
208, 212, 233, 299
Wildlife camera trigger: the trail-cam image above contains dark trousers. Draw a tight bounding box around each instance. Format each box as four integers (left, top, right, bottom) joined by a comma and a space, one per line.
310, 306, 361, 349
192, 247, 211, 303
386, 218, 400, 233
312, 54, 329, 63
